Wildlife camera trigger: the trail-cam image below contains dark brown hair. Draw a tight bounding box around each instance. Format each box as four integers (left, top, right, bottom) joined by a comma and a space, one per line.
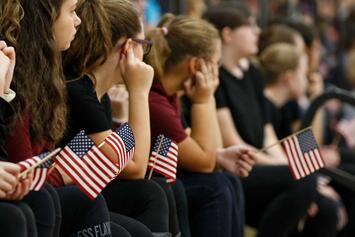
203, 2, 251, 38
8, 0, 67, 144
145, 14, 220, 80
0, 0, 23, 47
63, 0, 141, 77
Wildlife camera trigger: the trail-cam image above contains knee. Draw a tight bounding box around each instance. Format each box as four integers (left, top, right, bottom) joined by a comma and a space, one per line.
0, 204, 27, 232
204, 173, 234, 206
142, 180, 169, 211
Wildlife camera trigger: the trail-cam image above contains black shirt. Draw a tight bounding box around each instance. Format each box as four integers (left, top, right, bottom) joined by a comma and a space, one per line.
215, 64, 269, 148
265, 98, 300, 139
61, 75, 112, 146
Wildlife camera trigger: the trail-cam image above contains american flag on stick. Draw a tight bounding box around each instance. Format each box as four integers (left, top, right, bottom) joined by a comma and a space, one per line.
55, 131, 120, 199
147, 135, 178, 184
103, 123, 135, 172
280, 128, 325, 180
17, 148, 60, 191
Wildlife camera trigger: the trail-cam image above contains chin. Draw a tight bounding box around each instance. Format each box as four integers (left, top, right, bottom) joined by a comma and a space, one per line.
60, 43, 71, 52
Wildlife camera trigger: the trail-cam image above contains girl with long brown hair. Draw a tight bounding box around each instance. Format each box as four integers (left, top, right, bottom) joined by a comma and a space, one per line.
62, 0, 170, 236
1, 0, 127, 236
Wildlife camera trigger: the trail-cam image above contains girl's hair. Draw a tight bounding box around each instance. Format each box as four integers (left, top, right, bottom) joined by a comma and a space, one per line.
145, 14, 220, 80
203, 3, 251, 37
259, 43, 300, 85
7, 0, 67, 144
258, 24, 298, 53
0, 0, 23, 46
63, 0, 141, 77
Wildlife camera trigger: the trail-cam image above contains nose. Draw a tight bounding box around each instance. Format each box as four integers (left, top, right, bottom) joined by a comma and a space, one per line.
75, 12, 81, 27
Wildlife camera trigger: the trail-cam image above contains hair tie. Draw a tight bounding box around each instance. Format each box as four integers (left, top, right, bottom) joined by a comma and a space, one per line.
161, 27, 168, 36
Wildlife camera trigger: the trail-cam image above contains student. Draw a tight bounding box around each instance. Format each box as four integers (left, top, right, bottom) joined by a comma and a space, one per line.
145, 13, 255, 237
0, 40, 37, 237
62, 0, 169, 236
203, 5, 323, 237
1, 0, 124, 237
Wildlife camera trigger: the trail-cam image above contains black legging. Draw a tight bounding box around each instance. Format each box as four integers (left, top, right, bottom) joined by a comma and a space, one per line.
102, 179, 170, 235
110, 212, 153, 237
23, 188, 56, 237
56, 185, 112, 237
242, 165, 318, 237
152, 177, 181, 236
171, 179, 190, 237
0, 201, 37, 237
45, 184, 62, 237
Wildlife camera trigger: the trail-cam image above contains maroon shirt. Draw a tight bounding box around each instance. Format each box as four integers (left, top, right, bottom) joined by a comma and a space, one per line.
5, 111, 64, 186
149, 82, 187, 145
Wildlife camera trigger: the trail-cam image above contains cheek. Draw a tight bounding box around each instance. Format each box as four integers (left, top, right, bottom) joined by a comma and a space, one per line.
54, 16, 77, 49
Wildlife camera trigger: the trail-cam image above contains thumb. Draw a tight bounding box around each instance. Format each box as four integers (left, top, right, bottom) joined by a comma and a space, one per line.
2, 163, 20, 175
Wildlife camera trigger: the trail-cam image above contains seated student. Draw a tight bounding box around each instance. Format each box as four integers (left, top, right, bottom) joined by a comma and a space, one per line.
203, 4, 324, 237
62, 0, 169, 236
263, 22, 354, 237
0, 40, 37, 237
259, 43, 340, 237
145, 13, 255, 237
1, 1, 129, 237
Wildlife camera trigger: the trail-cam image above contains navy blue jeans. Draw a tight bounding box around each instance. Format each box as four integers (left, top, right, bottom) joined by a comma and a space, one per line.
179, 171, 243, 237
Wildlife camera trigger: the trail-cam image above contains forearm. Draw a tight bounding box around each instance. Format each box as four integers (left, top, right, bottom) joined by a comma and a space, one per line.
127, 92, 150, 176
190, 98, 222, 152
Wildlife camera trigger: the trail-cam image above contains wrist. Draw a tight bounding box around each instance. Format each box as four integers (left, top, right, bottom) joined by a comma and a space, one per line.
128, 91, 149, 100
0, 88, 15, 102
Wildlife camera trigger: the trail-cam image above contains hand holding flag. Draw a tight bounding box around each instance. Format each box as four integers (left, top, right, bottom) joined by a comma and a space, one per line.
259, 127, 325, 180
17, 148, 60, 191
148, 135, 178, 184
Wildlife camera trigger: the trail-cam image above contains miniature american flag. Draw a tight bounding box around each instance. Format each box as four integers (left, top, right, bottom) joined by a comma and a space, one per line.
281, 128, 325, 180
55, 131, 119, 199
148, 135, 178, 184
17, 152, 54, 191
104, 123, 135, 172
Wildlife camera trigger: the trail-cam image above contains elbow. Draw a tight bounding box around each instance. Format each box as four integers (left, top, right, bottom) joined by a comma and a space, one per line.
118, 160, 148, 180
189, 154, 217, 173
200, 160, 216, 173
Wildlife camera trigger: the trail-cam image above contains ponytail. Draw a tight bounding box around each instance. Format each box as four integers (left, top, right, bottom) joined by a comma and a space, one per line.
145, 13, 219, 80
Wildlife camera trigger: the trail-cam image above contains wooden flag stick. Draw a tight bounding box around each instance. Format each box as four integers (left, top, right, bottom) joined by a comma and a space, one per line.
257, 127, 312, 154
147, 136, 164, 180
19, 148, 61, 178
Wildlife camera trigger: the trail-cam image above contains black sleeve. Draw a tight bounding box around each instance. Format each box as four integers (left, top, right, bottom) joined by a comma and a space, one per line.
67, 79, 111, 135
0, 98, 14, 160
215, 84, 228, 109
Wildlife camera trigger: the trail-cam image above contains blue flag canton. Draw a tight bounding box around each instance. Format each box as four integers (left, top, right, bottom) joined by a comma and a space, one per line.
67, 130, 94, 158
153, 135, 172, 157
297, 129, 319, 154
115, 123, 135, 151
37, 152, 54, 168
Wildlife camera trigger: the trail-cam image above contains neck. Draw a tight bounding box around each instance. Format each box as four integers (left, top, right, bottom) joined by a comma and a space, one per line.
91, 63, 117, 100
264, 85, 289, 107
222, 46, 244, 78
